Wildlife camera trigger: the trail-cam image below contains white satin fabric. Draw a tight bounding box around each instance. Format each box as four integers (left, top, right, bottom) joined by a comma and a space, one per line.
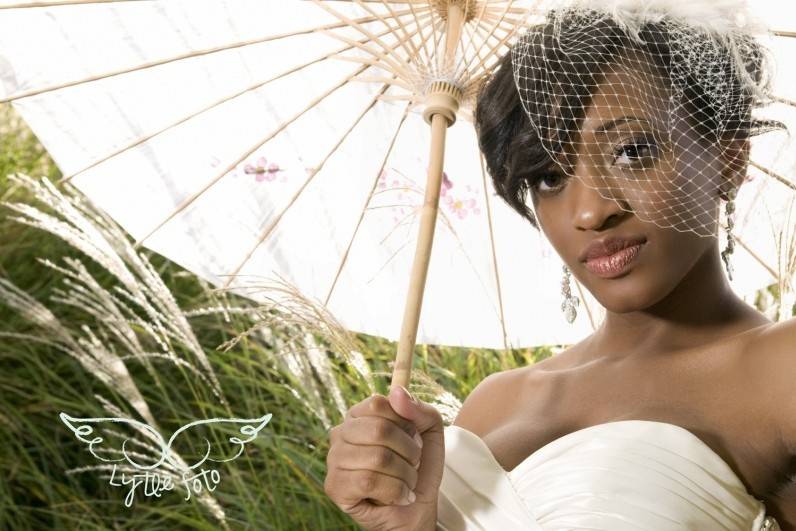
437, 420, 780, 530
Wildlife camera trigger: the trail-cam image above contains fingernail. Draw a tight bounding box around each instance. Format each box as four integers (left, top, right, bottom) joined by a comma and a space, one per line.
396, 385, 416, 403
413, 432, 424, 449
397, 485, 413, 506
414, 459, 421, 470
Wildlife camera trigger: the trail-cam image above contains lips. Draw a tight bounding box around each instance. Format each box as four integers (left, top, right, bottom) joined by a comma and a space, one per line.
579, 235, 647, 262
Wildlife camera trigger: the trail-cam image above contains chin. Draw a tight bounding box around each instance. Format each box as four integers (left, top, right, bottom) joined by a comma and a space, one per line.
581, 267, 668, 314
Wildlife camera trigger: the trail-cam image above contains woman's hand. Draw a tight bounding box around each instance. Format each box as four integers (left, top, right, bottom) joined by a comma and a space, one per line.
324, 385, 446, 531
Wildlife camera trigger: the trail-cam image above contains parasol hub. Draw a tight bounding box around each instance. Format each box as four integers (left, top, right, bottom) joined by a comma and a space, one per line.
423, 80, 463, 127
430, 0, 481, 23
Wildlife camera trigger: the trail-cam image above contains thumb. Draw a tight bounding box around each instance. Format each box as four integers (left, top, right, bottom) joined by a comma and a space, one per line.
387, 385, 442, 434
388, 385, 445, 503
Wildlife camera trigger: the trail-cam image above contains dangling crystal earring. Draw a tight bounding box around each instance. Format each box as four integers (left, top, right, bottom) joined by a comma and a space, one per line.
720, 187, 737, 281
561, 265, 580, 324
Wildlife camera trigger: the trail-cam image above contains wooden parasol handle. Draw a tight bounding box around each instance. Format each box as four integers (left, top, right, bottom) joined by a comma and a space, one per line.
390, 4, 465, 391
390, 111, 449, 389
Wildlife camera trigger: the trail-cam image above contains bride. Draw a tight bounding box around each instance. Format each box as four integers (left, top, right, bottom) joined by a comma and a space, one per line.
324, 1, 795, 529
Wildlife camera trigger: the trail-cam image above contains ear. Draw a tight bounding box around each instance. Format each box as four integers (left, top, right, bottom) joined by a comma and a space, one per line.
718, 136, 750, 201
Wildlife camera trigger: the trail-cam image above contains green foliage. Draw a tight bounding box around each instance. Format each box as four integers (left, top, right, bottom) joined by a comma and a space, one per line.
0, 105, 536, 530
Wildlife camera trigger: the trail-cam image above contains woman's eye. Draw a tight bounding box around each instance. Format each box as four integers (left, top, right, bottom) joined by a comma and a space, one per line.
612, 138, 659, 168
530, 171, 566, 194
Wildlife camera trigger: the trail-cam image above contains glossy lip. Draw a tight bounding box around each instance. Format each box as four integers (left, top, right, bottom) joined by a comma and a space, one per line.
579, 235, 648, 262
583, 242, 645, 279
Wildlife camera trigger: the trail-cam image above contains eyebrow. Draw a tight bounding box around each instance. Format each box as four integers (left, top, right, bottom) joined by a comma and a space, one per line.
593, 116, 653, 134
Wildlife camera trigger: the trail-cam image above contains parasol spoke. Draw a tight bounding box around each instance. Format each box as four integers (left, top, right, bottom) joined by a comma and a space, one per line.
320, 28, 416, 81
731, 230, 779, 279
459, 0, 493, 76
464, 20, 512, 80
478, 151, 509, 351
313, 0, 428, 74
222, 79, 398, 289
133, 62, 372, 249
324, 101, 413, 306
325, 6, 438, 82
406, 0, 433, 66
465, 6, 534, 80
0, 0, 146, 7
772, 95, 796, 108
0, 6, 426, 103
59, 18, 430, 184
352, 0, 418, 67
459, 2, 517, 78
750, 160, 796, 192
465, 14, 517, 78
127, 0, 433, 251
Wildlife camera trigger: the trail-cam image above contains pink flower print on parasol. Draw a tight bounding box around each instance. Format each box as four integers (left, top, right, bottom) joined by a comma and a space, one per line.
376, 168, 420, 225
244, 156, 286, 182
440, 171, 453, 197
440, 176, 480, 220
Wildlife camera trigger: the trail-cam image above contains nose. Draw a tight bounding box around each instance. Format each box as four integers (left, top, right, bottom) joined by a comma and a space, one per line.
569, 169, 630, 231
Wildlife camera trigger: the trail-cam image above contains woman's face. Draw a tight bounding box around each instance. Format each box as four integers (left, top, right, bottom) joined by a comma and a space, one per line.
528, 60, 746, 313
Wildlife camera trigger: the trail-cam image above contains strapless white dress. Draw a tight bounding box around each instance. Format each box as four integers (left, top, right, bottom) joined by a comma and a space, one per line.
436, 420, 780, 530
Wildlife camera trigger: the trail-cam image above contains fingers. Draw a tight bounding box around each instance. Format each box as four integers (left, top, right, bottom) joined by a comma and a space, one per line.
326, 468, 416, 508
330, 441, 419, 491
346, 394, 418, 439
339, 416, 422, 468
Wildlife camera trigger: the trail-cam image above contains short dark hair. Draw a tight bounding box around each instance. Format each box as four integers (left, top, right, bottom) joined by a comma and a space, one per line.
474, 13, 783, 230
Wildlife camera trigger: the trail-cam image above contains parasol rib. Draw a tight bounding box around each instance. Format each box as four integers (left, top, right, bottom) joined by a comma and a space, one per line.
461, 3, 528, 77
321, 29, 416, 81
478, 152, 509, 351
222, 80, 398, 289
460, 0, 499, 76
324, 102, 413, 307
467, 19, 526, 79
59, 19, 430, 184
467, 17, 515, 78
460, 3, 515, 76
750, 160, 796, 192
314, 0, 420, 79
0, 7, 428, 103
133, 6, 440, 250
773, 95, 796, 108
133, 63, 372, 249
407, 0, 433, 66
729, 230, 779, 279
0, 0, 146, 7
353, 0, 419, 67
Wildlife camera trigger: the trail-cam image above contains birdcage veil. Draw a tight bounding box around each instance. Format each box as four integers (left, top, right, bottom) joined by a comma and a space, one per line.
510, 0, 786, 238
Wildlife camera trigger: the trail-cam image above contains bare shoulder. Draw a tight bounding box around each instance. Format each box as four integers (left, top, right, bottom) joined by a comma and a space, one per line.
452, 345, 583, 436
741, 318, 796, 372
451, 365, 537, 436
743, 318, 796, 450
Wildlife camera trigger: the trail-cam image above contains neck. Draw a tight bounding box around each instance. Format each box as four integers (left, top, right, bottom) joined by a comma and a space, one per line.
588, 244, 771, 359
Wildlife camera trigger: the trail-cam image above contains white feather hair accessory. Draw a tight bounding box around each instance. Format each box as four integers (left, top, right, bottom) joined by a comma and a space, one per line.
525, 0, 776, 103
547, 0, 770, 38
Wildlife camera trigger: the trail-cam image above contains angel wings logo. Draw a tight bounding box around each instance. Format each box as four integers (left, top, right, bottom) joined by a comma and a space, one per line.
59, 412, 273, 507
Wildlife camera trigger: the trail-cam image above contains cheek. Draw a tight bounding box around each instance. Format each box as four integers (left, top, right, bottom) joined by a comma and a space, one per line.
669, 133, 725, 228
645, 225, 712, 280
